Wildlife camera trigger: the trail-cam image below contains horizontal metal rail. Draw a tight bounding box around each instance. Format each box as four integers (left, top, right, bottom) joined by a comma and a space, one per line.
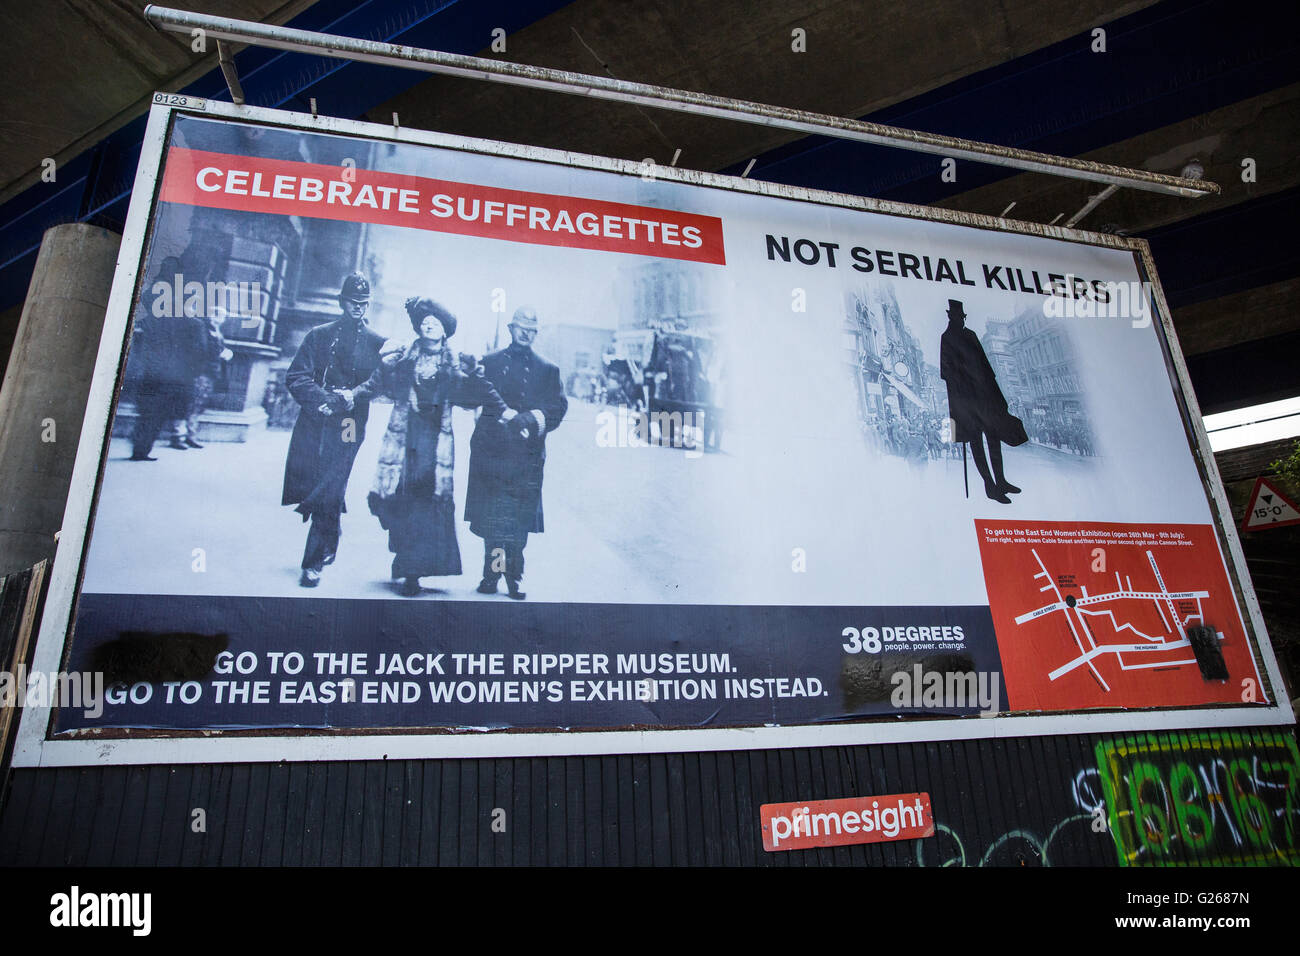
143, 4, 1218, 199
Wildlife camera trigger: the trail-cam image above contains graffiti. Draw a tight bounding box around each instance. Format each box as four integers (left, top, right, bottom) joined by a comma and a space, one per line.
917, 813, 1099, 867
918, 730, 1298, 866
920, 760, 1113, 865
1096, 731, 1300, 866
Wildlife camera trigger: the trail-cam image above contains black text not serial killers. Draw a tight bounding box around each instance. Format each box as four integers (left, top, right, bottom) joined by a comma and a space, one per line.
766, 234, 1116, 301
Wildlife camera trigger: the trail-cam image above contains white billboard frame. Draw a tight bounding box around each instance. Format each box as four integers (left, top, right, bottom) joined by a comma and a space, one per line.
12, 96, 1293, 767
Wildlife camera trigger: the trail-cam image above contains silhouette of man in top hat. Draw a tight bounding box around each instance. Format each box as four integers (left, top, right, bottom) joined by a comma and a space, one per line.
939, 298, 1026, 504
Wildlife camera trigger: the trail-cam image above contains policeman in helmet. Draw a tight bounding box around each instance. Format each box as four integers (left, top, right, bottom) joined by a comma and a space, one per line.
281, 272, 386, 586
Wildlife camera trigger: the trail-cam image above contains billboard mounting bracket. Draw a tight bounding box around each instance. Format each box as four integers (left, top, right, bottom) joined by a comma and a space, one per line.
215, 38, 245, 106
1065, 184, 1121, 229
142, 4, 1218, 201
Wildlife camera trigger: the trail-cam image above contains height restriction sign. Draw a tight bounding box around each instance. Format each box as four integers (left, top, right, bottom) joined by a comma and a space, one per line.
1242, 476, 1300, 531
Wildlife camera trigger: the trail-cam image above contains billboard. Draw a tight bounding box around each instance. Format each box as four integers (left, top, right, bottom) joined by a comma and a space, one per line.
14, 96, 1292, 765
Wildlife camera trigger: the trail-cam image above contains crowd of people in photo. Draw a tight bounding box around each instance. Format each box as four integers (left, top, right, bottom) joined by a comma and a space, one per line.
1026, 418, 1095, 457
864, 404, 1097, 466
565, 370, 611, 404
867, 410, 955, 466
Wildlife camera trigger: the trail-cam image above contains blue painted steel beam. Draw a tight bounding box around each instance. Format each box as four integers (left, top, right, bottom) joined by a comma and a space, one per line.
0, 0, 574, 312
712, 0, 1298, 372
721, 0, 1300, 207
1153, 187, 1300, 410
1147, 187, 1300, 310
1188, 328, 1300, 414
2, 0, 1296, 338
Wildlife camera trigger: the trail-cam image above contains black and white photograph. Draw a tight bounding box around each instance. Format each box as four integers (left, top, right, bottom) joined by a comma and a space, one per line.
76, 114, 1218, 616
843, 284, 1099, 504
84, 115, 740, 605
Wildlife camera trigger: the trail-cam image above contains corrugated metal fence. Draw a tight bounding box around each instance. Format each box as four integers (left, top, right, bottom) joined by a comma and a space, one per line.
2, 726, 1295, 866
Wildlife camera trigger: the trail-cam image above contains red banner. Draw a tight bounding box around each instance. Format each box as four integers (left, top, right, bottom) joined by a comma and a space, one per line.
157, 147, 726, 265
761, 793, 933, 851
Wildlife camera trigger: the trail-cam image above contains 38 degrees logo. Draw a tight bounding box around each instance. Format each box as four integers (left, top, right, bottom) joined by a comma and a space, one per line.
842, 624, 967, 653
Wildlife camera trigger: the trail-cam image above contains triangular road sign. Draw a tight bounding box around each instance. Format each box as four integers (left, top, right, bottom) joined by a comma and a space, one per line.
1242, 476, 1300, 531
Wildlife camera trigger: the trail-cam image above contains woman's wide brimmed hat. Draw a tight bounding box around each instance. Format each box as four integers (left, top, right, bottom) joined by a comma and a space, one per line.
404, 296, 457, 337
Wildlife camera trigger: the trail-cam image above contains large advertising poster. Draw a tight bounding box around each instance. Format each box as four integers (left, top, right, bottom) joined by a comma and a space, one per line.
19, 100, 1289, 762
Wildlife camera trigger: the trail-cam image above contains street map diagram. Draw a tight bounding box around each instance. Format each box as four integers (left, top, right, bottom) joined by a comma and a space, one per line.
1019, 547, 1206, 689
975, 520, 1264, 712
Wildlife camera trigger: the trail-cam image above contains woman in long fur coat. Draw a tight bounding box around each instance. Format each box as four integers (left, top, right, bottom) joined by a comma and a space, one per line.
365, 297, 508, 596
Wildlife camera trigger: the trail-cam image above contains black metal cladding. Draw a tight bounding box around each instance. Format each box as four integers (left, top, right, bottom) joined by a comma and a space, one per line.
2, 725, 1296, 866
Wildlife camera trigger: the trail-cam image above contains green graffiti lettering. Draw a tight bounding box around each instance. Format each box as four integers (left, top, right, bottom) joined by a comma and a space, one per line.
1227, 758, 1270, 848
1096, 731, 1300, 866
1129, 761, 1171, 857
1170, 761, 1213, 851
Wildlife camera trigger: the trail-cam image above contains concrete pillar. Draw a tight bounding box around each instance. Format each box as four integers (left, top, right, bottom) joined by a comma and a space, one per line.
0, 223, 122, 576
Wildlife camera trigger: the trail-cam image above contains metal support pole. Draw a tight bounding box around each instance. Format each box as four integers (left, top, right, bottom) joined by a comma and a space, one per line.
143, 5, 1218, 200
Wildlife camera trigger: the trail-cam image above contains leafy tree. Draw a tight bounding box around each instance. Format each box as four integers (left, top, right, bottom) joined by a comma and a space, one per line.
1269, 439, 1300, 488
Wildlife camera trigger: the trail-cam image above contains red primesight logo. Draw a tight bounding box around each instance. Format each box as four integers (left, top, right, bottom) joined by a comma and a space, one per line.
761, 793, 933, 851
